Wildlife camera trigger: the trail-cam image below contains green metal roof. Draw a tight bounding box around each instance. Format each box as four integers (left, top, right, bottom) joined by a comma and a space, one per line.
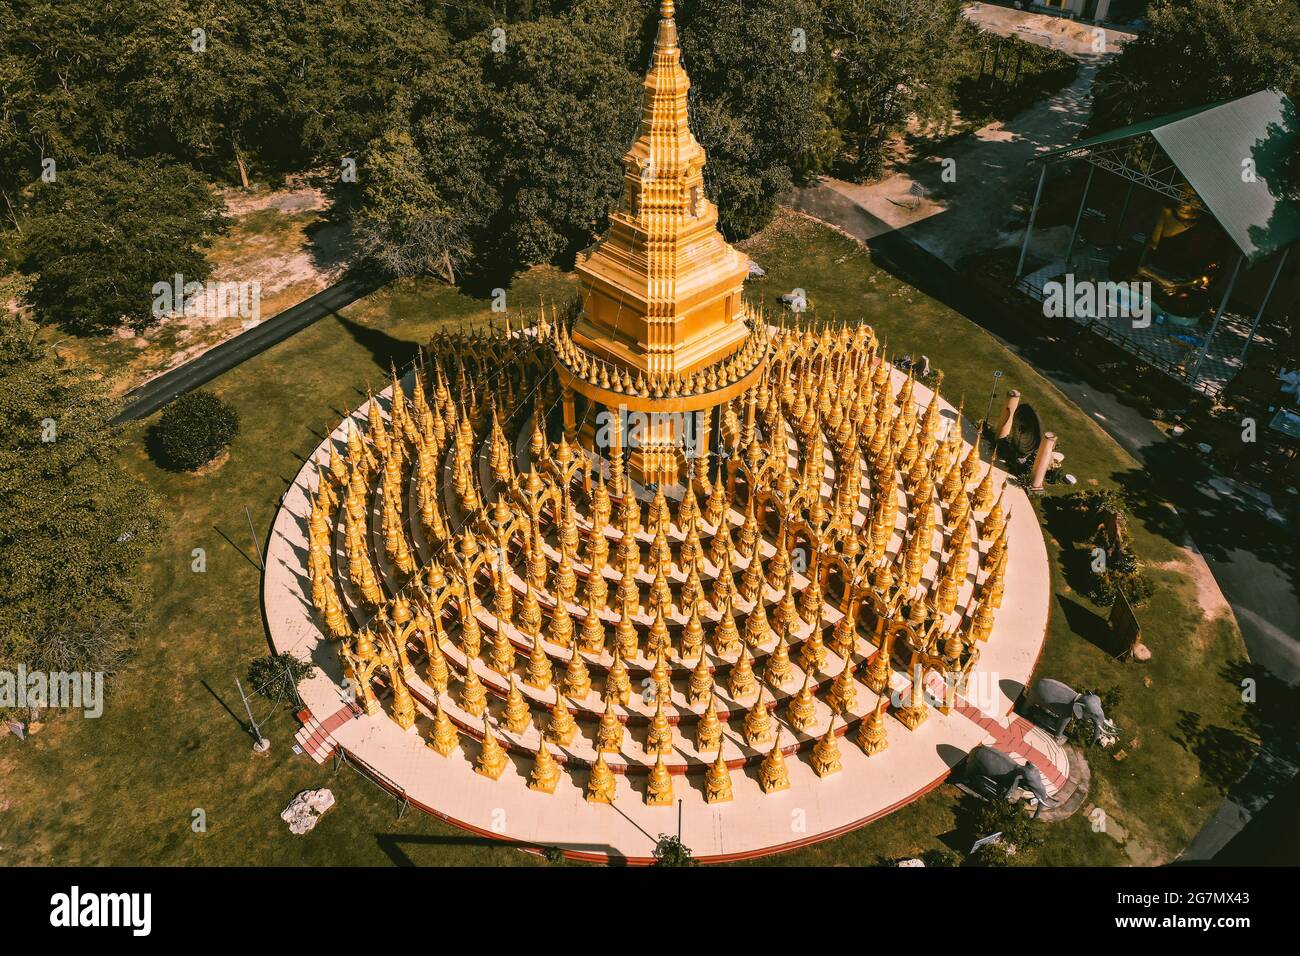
1032, 89, 1300, 263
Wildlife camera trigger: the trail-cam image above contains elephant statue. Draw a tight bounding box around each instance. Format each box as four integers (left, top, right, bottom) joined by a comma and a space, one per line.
1026, 678, 1119, 746
962, 745, 1057, 819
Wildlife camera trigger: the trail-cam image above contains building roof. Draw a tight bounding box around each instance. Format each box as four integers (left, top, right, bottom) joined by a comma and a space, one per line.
1032, 89, 1300, 263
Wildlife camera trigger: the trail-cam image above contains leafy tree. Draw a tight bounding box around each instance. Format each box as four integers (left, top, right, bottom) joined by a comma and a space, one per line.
1088, 0, 1300, 136
353, 130, 473, 282
247, 652, 316, 705
680, 0, 838, 237
821, 0, 971, 180
151, 390, 241, 471
0, 318, 163, 688
19, 154, 228, 334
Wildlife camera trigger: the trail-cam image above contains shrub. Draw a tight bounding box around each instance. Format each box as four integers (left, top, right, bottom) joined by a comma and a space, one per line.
652, 834, 697, 866
152, 391, 240, 471
247, 652, 316, 705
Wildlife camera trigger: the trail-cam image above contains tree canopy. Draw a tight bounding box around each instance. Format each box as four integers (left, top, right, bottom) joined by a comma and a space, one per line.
1088, 0, 1300, 136
0, 317, 163, 685
19, 154, 228, 334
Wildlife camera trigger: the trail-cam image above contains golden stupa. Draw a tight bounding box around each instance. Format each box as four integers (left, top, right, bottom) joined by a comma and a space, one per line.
557, 0, 767, 486
309, 0, 1007, 830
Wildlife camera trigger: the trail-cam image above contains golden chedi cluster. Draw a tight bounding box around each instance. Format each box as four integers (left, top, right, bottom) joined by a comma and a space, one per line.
306, 313, 1011, 806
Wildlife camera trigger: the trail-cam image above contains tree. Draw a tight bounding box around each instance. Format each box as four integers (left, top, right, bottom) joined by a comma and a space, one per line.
680, 0, 838, 237
150, 390, 241, 472
821, 0, 971, 180
0, 317, 163, 691
19, 154, 228, 334
352, 130, 473, 282
1088, 0, 1300, 136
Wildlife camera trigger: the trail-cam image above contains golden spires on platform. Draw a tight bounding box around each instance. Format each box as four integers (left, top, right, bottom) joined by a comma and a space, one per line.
459, 662, 488, 717
596, 698, 624, 753
695, 692, 723, 752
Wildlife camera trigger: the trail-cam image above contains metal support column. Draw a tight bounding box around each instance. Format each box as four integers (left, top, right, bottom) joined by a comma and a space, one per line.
1065, 165, 1096, 269
1014, 165, 1049, 281
1240, 247, 1289, 361
1189, 253, 1244, 392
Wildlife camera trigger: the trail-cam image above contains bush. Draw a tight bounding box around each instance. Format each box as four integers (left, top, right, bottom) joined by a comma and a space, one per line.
152, 391, 240, 471
247, 652, 316, 705
962, 794, 1045, 866
652, 834, 697, 866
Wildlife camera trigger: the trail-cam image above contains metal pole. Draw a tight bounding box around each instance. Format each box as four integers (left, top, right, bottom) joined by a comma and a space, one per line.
245, 506, 265, 571
236, 678, 269, 751
982, 371, 1003, 453
1064, 165, 1096, 269
1015, 165, 1049, 281
1115, 180, 1135, 243
1189, 253, 1244, 392
1240, 247, 1289, 361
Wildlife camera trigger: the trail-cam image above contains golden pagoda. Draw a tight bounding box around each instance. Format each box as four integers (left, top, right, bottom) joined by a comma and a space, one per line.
557, 0, 768, 486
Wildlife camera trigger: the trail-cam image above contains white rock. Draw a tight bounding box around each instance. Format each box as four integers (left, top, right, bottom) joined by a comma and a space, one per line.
281, 788, 336, 835
897, 858, 926, 867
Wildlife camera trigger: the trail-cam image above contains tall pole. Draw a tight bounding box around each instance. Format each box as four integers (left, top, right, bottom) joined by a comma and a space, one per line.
1240, 247, 1289, 361
245, 506, 265, 571
236, 678, 270, 752
1064, 165, 1096, 270
1189, 253, 1244, 392
1014, 165, 1049, 281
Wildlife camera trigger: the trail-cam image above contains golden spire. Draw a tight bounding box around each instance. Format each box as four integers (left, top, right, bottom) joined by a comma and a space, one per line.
704, 745, 733, 804
596, 698, 625, 753
545, 688, 579, 745
474, 720, 508, 780
695, 690, 723, 752
646, 751, 674, 806
529, 742, 562, 794
586, 751, 618, 803
503, 674, 532, 734
810, 716, 843, 777
429, 697, 459, 757
758, 734, 791, 793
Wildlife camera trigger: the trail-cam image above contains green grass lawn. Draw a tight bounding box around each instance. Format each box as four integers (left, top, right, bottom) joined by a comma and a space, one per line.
0, 212, 1252, 866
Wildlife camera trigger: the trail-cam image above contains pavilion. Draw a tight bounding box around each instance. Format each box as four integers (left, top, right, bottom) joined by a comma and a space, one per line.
1013, 89, 1300, 398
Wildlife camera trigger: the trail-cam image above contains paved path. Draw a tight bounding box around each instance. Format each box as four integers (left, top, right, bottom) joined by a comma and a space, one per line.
112, 273, 379, 423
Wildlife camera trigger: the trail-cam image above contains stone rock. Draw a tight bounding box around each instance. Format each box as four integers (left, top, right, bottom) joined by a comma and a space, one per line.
897, 858, 925, 867
1128, 641, 1152, 662
281, 788, 336, 835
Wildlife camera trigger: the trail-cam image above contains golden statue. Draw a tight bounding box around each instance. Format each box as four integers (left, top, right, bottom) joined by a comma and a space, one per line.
727, 643, 758, 700
458, 661, 488, 717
